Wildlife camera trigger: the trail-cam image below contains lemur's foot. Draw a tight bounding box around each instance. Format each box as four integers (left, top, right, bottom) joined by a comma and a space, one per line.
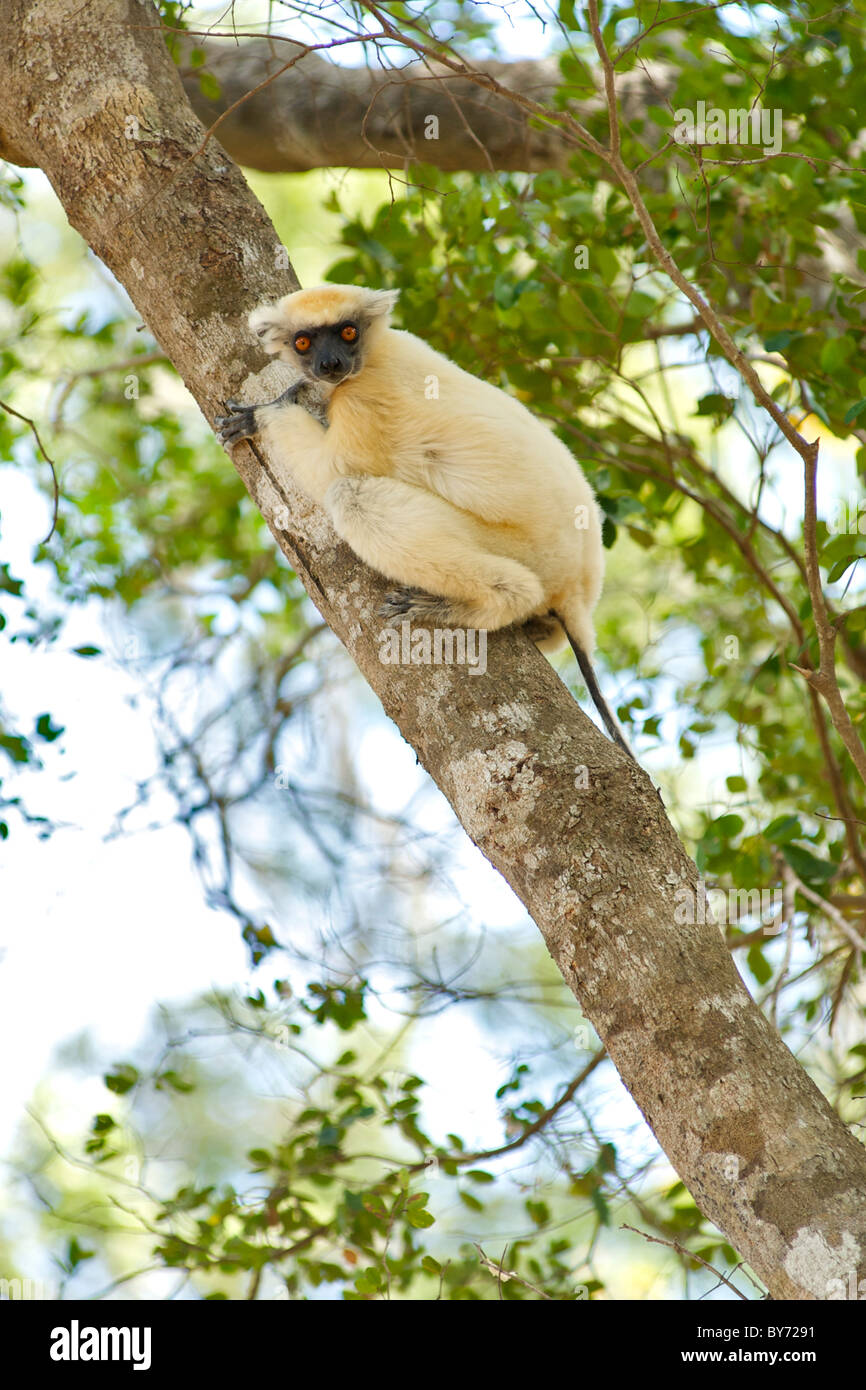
523, 613, 560, 644
215, 400, 258, 446
379, 587, 458, 628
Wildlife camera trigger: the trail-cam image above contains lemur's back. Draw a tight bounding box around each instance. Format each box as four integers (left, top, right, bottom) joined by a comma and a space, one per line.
333, 328, 592, 500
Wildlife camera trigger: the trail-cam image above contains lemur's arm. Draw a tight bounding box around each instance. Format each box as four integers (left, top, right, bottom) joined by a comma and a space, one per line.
215, 379, 329, 446
216, 378, 341, 506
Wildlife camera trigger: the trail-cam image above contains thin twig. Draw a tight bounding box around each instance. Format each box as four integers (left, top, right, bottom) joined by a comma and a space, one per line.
0, 399, 59, 543
474, 1244, 554, 1299
622, 1224, 750, 1299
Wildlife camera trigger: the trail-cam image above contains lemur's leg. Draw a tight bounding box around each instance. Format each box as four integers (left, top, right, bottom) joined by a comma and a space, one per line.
215, 379, 330, 446
522, 613, 564, 651
325, 476, 544, 630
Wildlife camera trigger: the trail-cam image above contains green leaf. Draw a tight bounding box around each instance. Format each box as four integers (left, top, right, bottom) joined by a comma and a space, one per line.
694, 392, 736, 421
35, 713, 64, 742
763, 331, 802, 352
822, 535, 866, 564
66, 1238, 95, 1269
406, 1206, 435, 1228
827, 554, 862, 584
156, 1069, 194, 1093
711, 814, 744, 838
597, 1143, 617, 1173
103, 1063, 139, 1095
525, 1198, 549, 1226
0, 733, 31, 764
820, 335, 856, 372
747, 944, 773, 986
362, 1195, 388, 1219
783, 844, 836, 883
493, 276, 518, 310
764, 815, 802, 845
0, 563, 23, 596
354, 1267, 383, 1294
198, 72, 222, 102
590, 1188, 611, 1225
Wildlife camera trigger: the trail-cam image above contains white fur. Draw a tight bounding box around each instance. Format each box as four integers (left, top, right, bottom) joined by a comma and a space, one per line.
248, 284, 604, 654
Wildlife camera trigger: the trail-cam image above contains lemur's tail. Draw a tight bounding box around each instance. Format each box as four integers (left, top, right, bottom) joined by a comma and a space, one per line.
554, 609, 637, 765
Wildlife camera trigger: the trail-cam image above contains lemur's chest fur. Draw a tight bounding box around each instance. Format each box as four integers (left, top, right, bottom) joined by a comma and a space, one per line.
325, 366, 451, 485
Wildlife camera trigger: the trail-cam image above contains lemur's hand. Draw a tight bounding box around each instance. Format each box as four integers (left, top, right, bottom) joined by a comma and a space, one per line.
215, 400, 259, 447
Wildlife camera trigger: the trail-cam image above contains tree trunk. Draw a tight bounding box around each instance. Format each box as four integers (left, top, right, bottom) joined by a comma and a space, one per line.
1, 0, 864, 1300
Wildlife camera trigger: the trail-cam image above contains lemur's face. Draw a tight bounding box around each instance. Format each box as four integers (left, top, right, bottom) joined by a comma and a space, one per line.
292, 318, 363, 385
250, 286, 398, 381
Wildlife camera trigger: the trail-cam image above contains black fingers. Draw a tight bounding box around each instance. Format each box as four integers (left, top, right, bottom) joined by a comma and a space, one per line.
215, 402, 258, 446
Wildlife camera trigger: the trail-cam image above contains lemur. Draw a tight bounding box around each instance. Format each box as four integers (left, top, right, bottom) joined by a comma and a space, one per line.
216, 284, 633, 761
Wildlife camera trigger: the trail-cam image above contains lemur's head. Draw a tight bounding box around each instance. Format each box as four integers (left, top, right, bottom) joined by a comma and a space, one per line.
249, 284, 399, 386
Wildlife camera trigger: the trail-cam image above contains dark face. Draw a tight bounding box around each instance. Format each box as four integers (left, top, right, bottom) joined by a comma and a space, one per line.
292, 319, 361, 384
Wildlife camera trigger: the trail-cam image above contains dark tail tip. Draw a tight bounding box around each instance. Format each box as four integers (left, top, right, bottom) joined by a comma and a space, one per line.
555, 613, 638, 765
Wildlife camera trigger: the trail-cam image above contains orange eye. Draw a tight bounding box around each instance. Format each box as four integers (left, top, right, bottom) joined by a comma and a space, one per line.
340, 324, 358, 342
294, 334, 311, 353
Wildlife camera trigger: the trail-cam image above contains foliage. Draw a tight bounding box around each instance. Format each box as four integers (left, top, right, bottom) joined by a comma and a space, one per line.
2, 1, 866, 1299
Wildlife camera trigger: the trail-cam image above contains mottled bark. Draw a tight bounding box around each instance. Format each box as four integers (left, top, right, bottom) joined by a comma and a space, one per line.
181, 38, 576, 174
2, 0, 865, 1301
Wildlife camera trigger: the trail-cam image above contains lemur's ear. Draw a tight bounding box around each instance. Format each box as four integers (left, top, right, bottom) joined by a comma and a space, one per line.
248, 303, 291, 354
362, 288, 400, 319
